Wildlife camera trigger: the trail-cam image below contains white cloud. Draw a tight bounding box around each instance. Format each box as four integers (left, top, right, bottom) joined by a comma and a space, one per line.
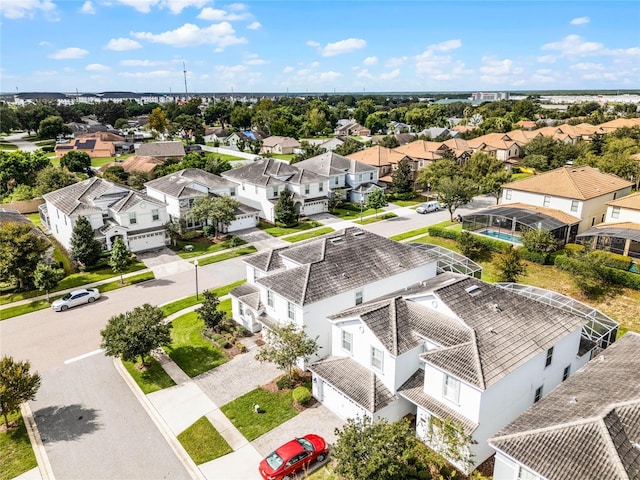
86, 63, 110, 72
0, 0, 56, 19
363, 56, 378, 66
541, 35, 604, 57
119, 70, 176, 78
120, 59, 167, 67
380, 69, 400, 80
283, 66, 294, 74
315, 38, 366, 57
35, 70, 57, 76
112, 0, 210, 14
537, 55, 556, 64
570, 62, 604, 71
315, 71, 342, 82
49, 48, 89, 59
570, 16, 590, 25
355, 68, 374, 80
80, 1, 95, 14
306, 41, 320, 47
39, 40, 52, 47
197, 6, 250, 21
478, 56, 524, 84
105, 38, 142, 51
132, 22, 247, 49
247, 21, 261, 30
386, 56, 407, 68
414, 48, 471, 81
428, 39, 462, 51
243, 53, 268, 65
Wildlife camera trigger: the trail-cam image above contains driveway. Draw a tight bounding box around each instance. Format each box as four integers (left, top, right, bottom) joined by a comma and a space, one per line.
3, 132, 41, 152
137, 247, 194, 278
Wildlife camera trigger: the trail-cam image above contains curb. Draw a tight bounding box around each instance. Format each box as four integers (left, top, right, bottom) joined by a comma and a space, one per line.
111, 357, 206, 480
21, 402, 54, 480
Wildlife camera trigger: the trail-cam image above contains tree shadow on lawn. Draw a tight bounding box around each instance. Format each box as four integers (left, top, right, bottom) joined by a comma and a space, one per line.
33, 404, 101, 444
166, 345, 227, 378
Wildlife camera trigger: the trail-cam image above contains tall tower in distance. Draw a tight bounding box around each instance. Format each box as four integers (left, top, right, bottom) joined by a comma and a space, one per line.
183, 61, 189, 99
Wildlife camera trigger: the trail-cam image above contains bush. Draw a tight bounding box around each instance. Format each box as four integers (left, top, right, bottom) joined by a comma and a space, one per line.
203, 225, 216, 236
292, 386, 312, 405
518, 247, 549, 264
589, 250, 633, 271
234, 341, 247, 353
41, 145, 54, 153
428, 226, 460, 240
181, 229, 203, 240
599, 265, 640, 289
563, 243, 585, 256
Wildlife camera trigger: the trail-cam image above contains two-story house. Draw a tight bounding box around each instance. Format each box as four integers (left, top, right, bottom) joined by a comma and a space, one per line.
41, 177, 169, 253
144, 168, 259, 232
346, 145, 412, 187
221, 158, 329, 221
310, 272, 596, 473
260, 136, 300, 155
136, 141, 185, 161
466, 133, 524, 163
295, 152, 383, 203
489, 332, 640, 480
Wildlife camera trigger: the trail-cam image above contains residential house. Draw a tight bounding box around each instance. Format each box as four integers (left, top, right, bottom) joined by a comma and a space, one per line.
346, 145, 411, 186
226, 130, 268, 149
295, 152, 382, 203
260, 136, 301, 155
592, 117, 640, 135
41, 177, 169, 253
100, 155, 164, 179
386, 121, 413, 134
419, 127, 454, 139
54, 132, 125, 158
489, 332, 640, 480
466, 133, 523, 163
221, 158, 328, 221
203, 128, 229, 144
311, 272, 599, 473
370, 133, 416, 146
501, 165, 633, 234
136, 141, 186, 161
334, 121, 371, 137
144, 168, 259, 232
318, 137, 344, 152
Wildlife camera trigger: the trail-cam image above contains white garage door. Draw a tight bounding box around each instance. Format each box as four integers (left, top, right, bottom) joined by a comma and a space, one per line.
303, 201, 327, 216
127, 231, 167, 253
228, 214, 258, 232
320, 381, 367, 421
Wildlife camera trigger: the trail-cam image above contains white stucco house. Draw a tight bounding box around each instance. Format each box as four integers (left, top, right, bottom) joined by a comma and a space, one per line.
144, 168, 259, 232
260, 136, 300, 155
40, 177, 169, 253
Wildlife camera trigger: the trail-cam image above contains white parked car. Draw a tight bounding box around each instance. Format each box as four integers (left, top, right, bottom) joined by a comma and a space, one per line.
416, 201, 441, 214
51, 288, 101, 312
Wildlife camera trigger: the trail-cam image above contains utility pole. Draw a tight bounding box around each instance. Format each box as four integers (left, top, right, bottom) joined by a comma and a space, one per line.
183, 61, 189, 100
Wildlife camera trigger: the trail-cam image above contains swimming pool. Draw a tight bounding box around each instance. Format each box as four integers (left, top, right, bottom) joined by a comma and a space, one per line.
479, 229, 522, 244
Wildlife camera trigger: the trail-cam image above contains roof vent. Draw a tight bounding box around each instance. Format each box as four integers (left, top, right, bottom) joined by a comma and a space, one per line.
342, 272, 348, 278
353, 230, 365, 237
330, 238, 344, 245
465, 285, 481, 296
569, 396, 578, 404
491, 303, 502, 312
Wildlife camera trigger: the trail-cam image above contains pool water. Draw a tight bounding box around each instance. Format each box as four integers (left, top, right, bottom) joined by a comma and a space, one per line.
479, 229, 522, 244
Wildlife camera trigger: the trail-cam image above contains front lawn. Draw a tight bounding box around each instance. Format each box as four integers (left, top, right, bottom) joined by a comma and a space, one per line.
191, 246, 257, 267
171, 237, 247, 259
164, 311, 228, 377
0, 142, 18, 151
177, 416, 232, 464
220, 387, 299, 441
284, 227, 335, 243
258, 220, 323, 237
0, 411, 37, 480
160, 280, 245, 317
331, 203, 377, 220
269, 153, 296, 161
123, 356, 176, 394
354, 212, 397, 225
91, 156, 119, 168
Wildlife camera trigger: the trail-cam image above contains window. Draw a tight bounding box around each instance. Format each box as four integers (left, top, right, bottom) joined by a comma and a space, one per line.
545, 347, 554, 368
272, 187, 278, 198
612, 206, 621, 219
443, 375, 461, 403
505, 189, 512, 200
230, 187, 236, 197
570, 200, 578, 212
342, 330, 353, 353
334, 176, 339, 185
370, 347, 383, 371
129, 212, 137, 224
358, 174, 363, 182
601, 213, 605, 222
534, 385, 543, 403
613, 192, 617, 200
369, 172, 374, 181
239, 302, 244, 315
152, 209, 159, 221
319, 182, 324, 192
355, 290, 363, 305
267, 290, 274, 307
305, 184, 310, 194
543, 196, 551, 207
562, 365, 571, 382
287, 301, 295, 320
591, 217, 596, 226
518, 466, 538, 480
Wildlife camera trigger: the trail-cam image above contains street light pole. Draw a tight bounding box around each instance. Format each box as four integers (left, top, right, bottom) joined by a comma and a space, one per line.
360, 198, 364, 222
194, 259, 199, 300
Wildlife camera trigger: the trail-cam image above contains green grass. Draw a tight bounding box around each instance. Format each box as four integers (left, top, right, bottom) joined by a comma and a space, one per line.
390, 226, 433, 242
306, 463, 339, 480
160, 280, 245, 317
218, 298, 232, 317
258, 220, 322, 237
331, 204, 378, 219
123, 356, 176, 394
283, 227, 335, 243
171, 237, 247, 259
270, 153, 296, 161
91, 156, 119, 168
511, 172, 534, 181
191, 246, 257, 267
98, 272, 155, 293
178, 416, 232, 464
34, 140, 55, 147
0, 142, 18, 151
0, 411, 38, 480
389, 196, 424, 207
25, 213, 41, 227
215, 153, 246, 162
164, 311, 228, 377
353, 212, 397, 225
221, 388, 299, 441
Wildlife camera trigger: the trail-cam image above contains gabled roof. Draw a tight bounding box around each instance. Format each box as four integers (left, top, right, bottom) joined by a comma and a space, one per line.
607, 192, 640, 211
109, 190, 165, 213
136, 141, 185, 157
262, 136, 300, 148
221, 158, 300, 186
346, 145, 408, 167
502, 166, 633, 200
295, 151, 376, 176
145, 168, 236, 197
286, 168, 327, 185
490, 333, 640, 480
466, 132, 523, 149
121, 155, 164, 173
393, 140, 449, 160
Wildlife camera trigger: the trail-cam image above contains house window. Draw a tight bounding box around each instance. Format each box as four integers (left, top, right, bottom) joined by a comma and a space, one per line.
287, 301, 295, 321
230, 187, 236, 197
355, 290, 363, 305
443, 375, 461, 403
518, 467, 538, 480
613, 192, 617, 200
152, 209, 159, 221
612, 207, 620, 219
358, 174, 363, 182
334, 176, 339, 185
534, 385, 543, 403
239, 302, 244, 315
267, 290, 274, 307
370, 347, 383, 371
342, 330, 353, 353
505, 189, 512, 200
570, 200, 578, 212
319, 183, 324, 192
129, 213, 137, 224
562, 365, 571, 382
369, 172, 374, 181
272, 186, 279, 198
545, 347, 554, 368
601, 213, 605, 222
591, 217, 596, 226
543, 196, 551, 207
305, 184, 310, 194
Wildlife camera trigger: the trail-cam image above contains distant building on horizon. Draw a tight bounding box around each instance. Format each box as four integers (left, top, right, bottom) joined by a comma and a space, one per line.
470, 92, 510, 102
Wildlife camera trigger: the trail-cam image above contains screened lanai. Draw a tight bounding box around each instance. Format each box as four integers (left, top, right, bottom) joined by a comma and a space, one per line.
461, 203, 580, 245
576, 223, 640, 260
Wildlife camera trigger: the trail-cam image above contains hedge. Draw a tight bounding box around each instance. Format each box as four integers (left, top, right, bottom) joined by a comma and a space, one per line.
518, 248, 549, 265
554, 255, 640, 290
590, 250, 633, 271
428, 227, 509, 254
428, 226, 460, 241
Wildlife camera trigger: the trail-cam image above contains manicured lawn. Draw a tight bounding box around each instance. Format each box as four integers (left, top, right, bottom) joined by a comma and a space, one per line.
218, 298, 232, 317
161, 280, 245, 317
164, 311, 228, 377
270, 153, 296, 161
331, 204, 377, 220
191, 246, 257, 267
389, 196, 424, 207
214, 153, 246, 162
91, 156, 119, 168
98, 272, 155, 292
511, 172, 534, 181
34, 140, 55, 147
0, 142, 18, 151
390, 226, 432, 241
0, 411, 37, 480
177, 416, 232, 464
284, 227, 335, 243
171, 237, 247, 259
123, 356, 176, 394
25, 213, 41, 227
354, 212, 397, 225
258, 220, 323, 237
221, 387, 299, 441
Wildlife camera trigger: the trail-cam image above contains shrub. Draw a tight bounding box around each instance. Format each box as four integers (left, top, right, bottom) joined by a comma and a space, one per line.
563, 243, 585, 256
599, 265, 640, 289
181, 229, 204, 240
428, 226, 460, 240
589, 250, 633, 271
203, 225, 216, 236
292, 386, 312, 405
276, 375, 294, 390
518, 247, 549, 264
234, 341, 247, 353
457, 231, 485, 259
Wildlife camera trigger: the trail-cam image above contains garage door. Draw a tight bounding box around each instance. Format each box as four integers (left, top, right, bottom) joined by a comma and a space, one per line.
127, 231, 167, 253
320, 381, 367, 421
303, 201, 327, 216
228, 214, 258, 232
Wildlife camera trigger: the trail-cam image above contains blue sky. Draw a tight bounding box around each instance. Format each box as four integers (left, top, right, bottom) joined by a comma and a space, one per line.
1, 1, 639, 94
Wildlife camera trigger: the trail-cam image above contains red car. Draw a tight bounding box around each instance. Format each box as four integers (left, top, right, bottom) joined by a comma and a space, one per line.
259, 434, 329, 480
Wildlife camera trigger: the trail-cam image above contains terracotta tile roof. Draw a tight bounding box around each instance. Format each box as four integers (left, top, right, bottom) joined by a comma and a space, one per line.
121, 155, 164, 173
490, 333, 640, 480
591, 221, 640, 231
502, 166, 633, 200
484, 202, 581, 225
597, 118, 640, 131
607, 192, 640, 211
393, 140, 448, 160
346, 145, 407, 167
505, 129, 542, 144
466, 132, 523, 149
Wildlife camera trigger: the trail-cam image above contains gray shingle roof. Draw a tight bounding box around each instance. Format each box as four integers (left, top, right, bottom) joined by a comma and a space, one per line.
243, 246, 287, 272
136, 141, 185, 157
43, 178, 126, 216
144, 168, 236, 197
490, 333, 640, 480
255, 228, 437, 305
109, 190, 165, 212
295, 151, 376, 176
229, 282, 263, 311
221, 158, 300, 186
309, 356, 396, 413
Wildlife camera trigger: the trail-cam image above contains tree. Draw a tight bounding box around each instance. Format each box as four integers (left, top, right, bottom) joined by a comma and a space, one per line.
38, 115, 71, 140
60, 150, 92, 174
187, 195, 240, 238
148, 107, 169, 136
378, 135, 399, 148
416, 159, 458, 191
328, 189, 346, 212
457, 231, 485, 260
520, 227, 558, 254
127, 171, 149, 190
197, 290, 226, 331
0, 150, 51, 197
109, 237, 131, 284
390, 158, 414, 195
365, 188, 387, 218
102, 165, 128, 183
35, 165, 78, 195
16, 101, 58, 135
0, 356, 41, 429
70, 216, 103, 268
0, 104, 20, 133
0, 222, 48, 290
496, 246, 527, 282
291, 141, 326, 164
255, 323, 319, 386
334, 138, 364, 156
100, 304, 172, 367
164, 219, 183, 247
274, 189, 298, 227
33, 262, 64, 302
94, 101, 127, 127
424, 415, 477, 473
436, 176, 477, 221
482, 170, 512, 203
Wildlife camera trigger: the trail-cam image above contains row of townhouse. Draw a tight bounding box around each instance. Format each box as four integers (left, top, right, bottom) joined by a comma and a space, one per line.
229, 227, 624, 474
